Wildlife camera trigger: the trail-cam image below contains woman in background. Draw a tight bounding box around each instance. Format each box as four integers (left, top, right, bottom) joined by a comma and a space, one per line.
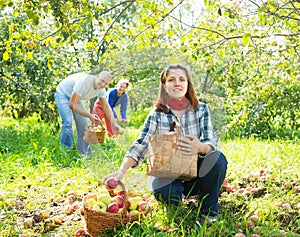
93, 79, 130, 137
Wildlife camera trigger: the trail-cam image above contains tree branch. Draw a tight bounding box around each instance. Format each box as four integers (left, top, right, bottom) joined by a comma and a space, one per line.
133, 0, 185, 40
98, 0, 135, 45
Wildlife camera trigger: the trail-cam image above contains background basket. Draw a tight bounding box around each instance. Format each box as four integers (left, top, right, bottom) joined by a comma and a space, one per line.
147, 121, 198, 181
94, 128, 105, 143
83, 115, 106, 144
83, 181, 148, 237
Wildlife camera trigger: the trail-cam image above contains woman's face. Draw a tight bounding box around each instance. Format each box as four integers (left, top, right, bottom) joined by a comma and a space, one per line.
164, 69, 188, 100
94, 76, 111, 89
116, 82, 128, 94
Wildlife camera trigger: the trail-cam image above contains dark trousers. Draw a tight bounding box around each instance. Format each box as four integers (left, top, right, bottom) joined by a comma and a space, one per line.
151, 151, 228, 217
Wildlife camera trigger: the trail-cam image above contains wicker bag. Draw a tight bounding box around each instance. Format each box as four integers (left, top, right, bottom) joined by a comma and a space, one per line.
83, 115, 106, 144
147, 121, 198, 181
83, 181, 149, 237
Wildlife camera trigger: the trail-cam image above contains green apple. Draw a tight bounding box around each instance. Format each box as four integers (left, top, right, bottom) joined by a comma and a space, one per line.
93, 202, 107, 212
85, 198, 97, 209
128, 197, 140, 211
97, 193, 112, 205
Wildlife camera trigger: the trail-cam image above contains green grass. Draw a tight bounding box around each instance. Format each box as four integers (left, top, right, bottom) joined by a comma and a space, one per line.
0, 116, 299, 236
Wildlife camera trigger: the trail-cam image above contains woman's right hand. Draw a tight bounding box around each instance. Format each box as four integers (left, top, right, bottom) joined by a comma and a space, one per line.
103, 169, 126, 185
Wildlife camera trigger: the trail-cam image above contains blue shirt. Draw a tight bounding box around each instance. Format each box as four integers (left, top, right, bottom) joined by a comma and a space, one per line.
126, 102, 217, 167
107, 88, 128, 119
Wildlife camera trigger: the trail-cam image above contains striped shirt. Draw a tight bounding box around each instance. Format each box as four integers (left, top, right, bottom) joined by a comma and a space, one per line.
126, 102, 218, 167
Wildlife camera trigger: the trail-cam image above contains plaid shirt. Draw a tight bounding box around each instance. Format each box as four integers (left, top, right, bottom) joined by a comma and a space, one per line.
126, 102, 218, 167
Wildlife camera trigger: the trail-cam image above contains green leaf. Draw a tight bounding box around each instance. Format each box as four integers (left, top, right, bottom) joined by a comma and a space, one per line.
241, 33, 251, 46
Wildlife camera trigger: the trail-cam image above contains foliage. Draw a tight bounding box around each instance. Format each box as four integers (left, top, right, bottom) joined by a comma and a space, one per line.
0, 117, 299, 236
0, 0, 299, 138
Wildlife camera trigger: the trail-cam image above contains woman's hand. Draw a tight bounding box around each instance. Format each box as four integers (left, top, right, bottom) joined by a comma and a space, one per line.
111, 124, 121, 137
103, 169, 126, 185
119, 118, 128, 124
178, 135, 212, 155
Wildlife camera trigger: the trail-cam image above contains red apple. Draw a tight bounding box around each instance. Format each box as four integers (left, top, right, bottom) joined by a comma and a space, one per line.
293, 186, 300, 193
117, 190, 125, 197
106, 177, 119, 189
72, 202, 80, 210
281, 203, 290, 209
138, 201, 150, 212
115, 195, 124, 208
222, 179, 228, 187
234, 233, 246, 237
107, 202, 119, 213
249, 215, 259, 222
75, 228, 86, 237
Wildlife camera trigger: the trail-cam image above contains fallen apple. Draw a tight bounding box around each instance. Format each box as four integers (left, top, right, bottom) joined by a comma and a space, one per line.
63, 206, 74, 215
75, 228, 86, 237
234, 233, 246, 237
23, 218, 34, 229
39, 210, 50, 219
53, 216, 64, 225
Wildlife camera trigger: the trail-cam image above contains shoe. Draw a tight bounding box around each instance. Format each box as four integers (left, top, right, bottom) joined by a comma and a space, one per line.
201, 214, 218, 223
207, 216, 218, 222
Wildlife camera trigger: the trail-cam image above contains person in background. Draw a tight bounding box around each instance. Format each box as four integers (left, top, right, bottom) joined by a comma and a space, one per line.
54, 71, 120, 155
103, 64, 227, 221
93, 79, 130, 137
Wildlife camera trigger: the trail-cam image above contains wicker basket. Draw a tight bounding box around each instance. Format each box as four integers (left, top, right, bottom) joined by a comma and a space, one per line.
147, 121, 198, 181
83, 123, 106, 144
83, 181, 149, 237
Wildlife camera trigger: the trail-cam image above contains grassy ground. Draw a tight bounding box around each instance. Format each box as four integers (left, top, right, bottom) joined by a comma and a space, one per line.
0, 116, 299, 236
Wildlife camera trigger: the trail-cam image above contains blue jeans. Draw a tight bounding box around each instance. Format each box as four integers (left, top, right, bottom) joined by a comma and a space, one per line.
151, 151, 227, 217
54, 92, 91, 155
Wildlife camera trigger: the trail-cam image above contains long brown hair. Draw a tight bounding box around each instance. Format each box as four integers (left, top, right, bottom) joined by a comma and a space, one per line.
155, 64, 199, 112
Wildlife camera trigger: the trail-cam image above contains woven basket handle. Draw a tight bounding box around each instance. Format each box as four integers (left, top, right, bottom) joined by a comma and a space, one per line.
169, 121, 182, 141
118, 180, 129, 217
92, 114, 105, 129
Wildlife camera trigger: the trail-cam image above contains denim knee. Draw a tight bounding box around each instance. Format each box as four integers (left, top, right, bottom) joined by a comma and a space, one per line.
152, 179, 184, 206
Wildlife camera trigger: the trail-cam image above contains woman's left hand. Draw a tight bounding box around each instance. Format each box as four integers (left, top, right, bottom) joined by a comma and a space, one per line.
177, 135, 200, 155
178, 135, 211, 155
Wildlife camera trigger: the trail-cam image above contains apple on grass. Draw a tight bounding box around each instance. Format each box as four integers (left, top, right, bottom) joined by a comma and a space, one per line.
75, 228, 86, 237
39, 210, 50, 219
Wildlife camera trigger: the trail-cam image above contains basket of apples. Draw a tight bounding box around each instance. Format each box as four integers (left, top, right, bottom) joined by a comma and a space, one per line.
83, 177, 152, 237
83, 123, 105, 144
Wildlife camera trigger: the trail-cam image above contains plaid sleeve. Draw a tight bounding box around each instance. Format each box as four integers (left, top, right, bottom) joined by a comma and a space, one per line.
199, 103, 218, 149
125, 110, 158, 166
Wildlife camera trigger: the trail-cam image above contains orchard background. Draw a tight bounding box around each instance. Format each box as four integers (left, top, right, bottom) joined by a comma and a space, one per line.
0, 0, 299, 236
